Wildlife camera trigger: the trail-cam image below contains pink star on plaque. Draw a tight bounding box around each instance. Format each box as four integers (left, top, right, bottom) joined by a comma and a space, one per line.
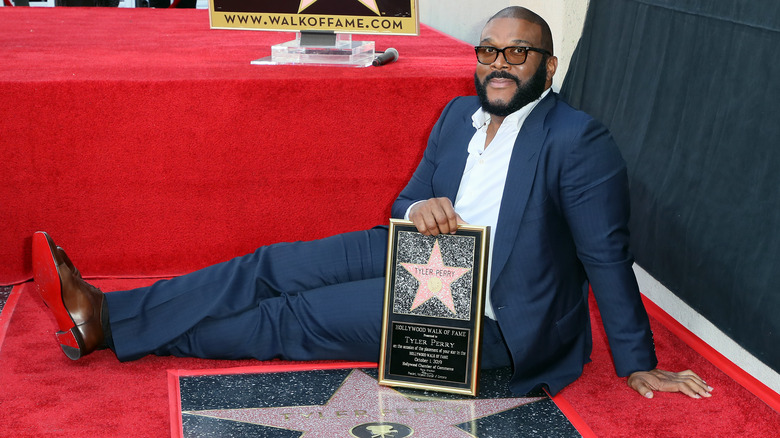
299, 0, 381, 15
400, 240, 471, 315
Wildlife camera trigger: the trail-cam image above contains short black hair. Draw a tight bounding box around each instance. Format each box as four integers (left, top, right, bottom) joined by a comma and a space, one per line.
486, 6, 554, 55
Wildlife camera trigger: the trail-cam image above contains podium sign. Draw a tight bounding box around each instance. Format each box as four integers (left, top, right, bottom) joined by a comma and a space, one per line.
209, 0, 420, 36
379, 219, 490, 396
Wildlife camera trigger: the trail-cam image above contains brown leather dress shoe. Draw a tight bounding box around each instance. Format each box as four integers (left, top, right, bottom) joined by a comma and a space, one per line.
32, 231, 106, 360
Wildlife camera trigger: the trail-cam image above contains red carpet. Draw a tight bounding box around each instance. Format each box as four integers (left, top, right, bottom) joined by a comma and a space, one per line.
1, 280, 778, 437
559, 295, 780, 437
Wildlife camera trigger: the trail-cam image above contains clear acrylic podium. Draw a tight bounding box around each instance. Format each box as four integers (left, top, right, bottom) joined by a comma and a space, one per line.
251, 32, 375, 67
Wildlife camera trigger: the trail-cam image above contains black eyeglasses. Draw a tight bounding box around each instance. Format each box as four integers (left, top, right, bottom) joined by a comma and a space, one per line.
474, 46, 551, 65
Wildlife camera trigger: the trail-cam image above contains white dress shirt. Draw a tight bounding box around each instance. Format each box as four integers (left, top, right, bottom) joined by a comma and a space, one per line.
456, 89, 550, 319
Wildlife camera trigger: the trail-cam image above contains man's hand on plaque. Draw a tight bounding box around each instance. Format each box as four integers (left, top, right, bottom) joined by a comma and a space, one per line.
409, 197, 465, 236
627, 368, 713, 399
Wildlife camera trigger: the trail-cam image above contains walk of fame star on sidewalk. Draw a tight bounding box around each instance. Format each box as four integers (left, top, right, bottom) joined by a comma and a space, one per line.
183, 369, 542, 437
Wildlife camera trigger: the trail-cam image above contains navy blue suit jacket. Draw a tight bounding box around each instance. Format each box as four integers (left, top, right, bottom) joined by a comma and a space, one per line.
392, 93, 657, 395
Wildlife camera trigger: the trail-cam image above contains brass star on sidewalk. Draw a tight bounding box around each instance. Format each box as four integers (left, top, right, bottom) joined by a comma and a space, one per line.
299, 0, 381, 15
186, 369, 542, 437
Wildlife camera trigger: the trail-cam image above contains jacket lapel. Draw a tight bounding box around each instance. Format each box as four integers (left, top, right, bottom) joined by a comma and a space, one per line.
490, 93, 556, 288
441, 106, 476, 202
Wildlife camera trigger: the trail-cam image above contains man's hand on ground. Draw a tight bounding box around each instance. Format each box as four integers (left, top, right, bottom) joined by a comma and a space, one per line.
628, 368, 713, 399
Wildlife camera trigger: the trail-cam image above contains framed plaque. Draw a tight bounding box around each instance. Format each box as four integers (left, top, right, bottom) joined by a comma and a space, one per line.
378, 219, 490, 396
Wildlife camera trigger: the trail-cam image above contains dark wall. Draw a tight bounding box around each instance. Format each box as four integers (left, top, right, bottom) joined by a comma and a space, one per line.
561, 0, 780, 373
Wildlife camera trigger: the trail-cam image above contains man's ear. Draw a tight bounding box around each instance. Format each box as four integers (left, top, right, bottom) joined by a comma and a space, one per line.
546, 56, 558, 86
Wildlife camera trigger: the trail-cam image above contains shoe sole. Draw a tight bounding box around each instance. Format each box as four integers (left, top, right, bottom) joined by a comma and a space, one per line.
32, 231, 84, 360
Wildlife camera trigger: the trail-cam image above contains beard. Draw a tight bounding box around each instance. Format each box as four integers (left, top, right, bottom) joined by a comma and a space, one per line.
474, 58, 548, 117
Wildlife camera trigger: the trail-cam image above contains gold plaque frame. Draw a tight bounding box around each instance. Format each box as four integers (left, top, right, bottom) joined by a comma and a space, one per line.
209, 0, 420, 36
378, 219, 490, 396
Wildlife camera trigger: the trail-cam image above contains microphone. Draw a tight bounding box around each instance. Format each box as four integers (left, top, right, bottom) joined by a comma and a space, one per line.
372, 48, 398, 66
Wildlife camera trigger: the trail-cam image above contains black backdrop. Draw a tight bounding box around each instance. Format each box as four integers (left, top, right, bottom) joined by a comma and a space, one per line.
561, 0, 780, 373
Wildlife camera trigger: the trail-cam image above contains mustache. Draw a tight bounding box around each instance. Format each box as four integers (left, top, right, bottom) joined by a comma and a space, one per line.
484, 71, 520, 85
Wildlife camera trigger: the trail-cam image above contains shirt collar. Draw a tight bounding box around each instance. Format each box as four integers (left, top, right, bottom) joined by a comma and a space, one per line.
471, 88, 552, 130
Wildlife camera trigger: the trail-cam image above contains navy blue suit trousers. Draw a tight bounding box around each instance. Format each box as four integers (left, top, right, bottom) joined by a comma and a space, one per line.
105, 227, 512, 368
